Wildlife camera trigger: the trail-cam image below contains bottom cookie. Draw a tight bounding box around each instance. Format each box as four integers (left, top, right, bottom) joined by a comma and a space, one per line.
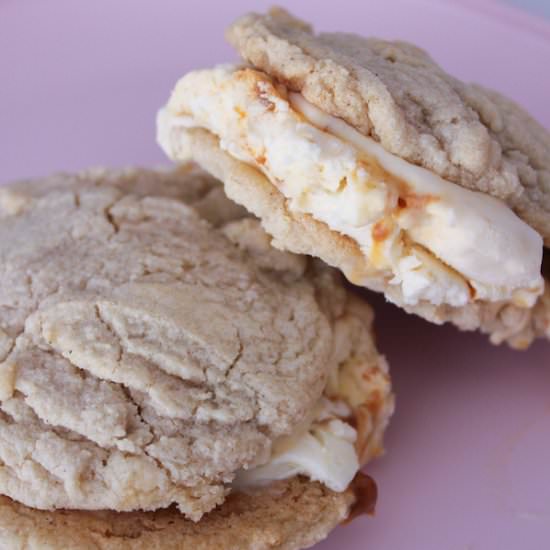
0, 475, 375, 550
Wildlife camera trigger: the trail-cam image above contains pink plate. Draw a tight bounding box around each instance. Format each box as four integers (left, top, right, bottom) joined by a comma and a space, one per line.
1, 1, 549, 549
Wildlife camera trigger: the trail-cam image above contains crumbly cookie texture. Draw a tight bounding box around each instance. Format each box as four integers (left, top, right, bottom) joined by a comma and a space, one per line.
227, 8, 550, 244
0, 166, 390, 519
0, 475, 373, 550
168, 127, 547, 348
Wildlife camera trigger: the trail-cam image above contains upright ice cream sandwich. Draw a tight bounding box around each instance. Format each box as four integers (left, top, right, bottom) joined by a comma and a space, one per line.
158, 8, 550, 348
0, 166, 393, 549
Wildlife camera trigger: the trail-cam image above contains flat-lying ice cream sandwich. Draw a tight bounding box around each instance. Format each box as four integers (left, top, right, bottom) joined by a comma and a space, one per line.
0, 166, 393, 548
157, 8, 550, 348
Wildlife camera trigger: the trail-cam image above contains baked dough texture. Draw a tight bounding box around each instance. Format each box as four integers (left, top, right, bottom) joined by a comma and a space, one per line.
0, 165, 391, 540
0, 475, 374, 550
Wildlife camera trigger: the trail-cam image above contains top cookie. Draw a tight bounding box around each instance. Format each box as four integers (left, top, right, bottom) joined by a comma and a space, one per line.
227, 8, 550, 243
0, 166, 392, 520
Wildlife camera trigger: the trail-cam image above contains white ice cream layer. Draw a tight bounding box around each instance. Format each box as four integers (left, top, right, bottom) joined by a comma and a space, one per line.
233, 398, 359, 493
157, 65, 544, 308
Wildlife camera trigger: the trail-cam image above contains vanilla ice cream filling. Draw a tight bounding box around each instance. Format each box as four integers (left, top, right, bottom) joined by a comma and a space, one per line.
158, 65, 544, 308
233, 397, 359, 492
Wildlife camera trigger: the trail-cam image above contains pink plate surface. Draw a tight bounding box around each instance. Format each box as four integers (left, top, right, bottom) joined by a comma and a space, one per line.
1, 1, 549, 549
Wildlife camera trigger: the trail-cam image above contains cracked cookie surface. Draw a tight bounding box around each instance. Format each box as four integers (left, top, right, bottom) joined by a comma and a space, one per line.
0, 166, 384, 520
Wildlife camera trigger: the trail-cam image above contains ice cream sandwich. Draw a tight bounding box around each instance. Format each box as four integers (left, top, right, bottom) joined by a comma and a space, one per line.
0, 166, 393, 548
158, 8, 550, 348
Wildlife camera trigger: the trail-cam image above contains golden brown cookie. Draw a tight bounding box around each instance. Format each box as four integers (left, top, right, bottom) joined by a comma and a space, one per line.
0, 475, 376, 550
